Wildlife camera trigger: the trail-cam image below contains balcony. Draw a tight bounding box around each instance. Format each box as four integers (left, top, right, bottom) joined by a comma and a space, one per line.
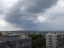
49, 45, 51, 47
49, 37, 51, 39
49, 40, 51, 42
49, 35, 51, 37
49, 42, 51, 44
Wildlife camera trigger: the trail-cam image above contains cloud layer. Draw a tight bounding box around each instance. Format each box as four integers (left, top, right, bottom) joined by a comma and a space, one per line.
0, 0, 64, 31
4, 0, 58, 31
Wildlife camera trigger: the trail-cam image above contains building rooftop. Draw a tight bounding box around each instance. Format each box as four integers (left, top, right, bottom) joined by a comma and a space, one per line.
46, 32, 63, 35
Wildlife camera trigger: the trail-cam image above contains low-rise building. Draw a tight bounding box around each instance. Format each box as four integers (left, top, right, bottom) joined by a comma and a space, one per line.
0, 32, 32, 48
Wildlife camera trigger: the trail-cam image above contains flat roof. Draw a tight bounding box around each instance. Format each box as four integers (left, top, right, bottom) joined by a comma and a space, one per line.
0, 34, 20, 37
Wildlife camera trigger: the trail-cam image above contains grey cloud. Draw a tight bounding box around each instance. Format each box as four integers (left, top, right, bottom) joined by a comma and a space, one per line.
5, 0, 58, 30
37, 17, 64, 31
45, 6, 64, 21
49, 13, 64, 20
0, 10, 4, 14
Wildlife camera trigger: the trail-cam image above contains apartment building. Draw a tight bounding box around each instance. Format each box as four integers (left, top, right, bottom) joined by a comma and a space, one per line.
0, 32, 32, 48
46, 32, 63, 48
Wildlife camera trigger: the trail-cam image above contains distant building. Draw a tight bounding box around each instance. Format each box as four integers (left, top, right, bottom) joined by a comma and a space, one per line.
0, 32, 32, 48
30, 32, 35, 35
46, 32, 63, 48
2, 31, 8, 35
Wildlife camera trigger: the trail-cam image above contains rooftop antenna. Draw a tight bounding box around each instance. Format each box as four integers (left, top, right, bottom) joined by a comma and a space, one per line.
5, 8, 8, 31
52, 22, 53, 32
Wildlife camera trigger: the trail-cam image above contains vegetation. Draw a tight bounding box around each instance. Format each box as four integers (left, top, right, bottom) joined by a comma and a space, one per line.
62, 35, 64, 45
28, 34, 46, 48
0, 33, 2, 35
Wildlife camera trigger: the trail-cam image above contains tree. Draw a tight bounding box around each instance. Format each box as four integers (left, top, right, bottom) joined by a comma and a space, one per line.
28, 34, 46, 48
0, 33, 2, 35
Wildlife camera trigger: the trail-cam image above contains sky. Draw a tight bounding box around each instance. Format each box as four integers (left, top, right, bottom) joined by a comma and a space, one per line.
0, 0, 64, 31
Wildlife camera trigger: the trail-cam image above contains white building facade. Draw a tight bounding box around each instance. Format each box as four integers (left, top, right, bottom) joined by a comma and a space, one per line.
46, 32, 63, 48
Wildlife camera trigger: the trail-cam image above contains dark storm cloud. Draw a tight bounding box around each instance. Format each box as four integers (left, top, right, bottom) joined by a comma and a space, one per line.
5, 0, 58, 30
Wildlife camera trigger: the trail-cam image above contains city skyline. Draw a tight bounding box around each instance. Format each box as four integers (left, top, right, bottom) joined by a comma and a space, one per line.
0, 0, 64, 31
